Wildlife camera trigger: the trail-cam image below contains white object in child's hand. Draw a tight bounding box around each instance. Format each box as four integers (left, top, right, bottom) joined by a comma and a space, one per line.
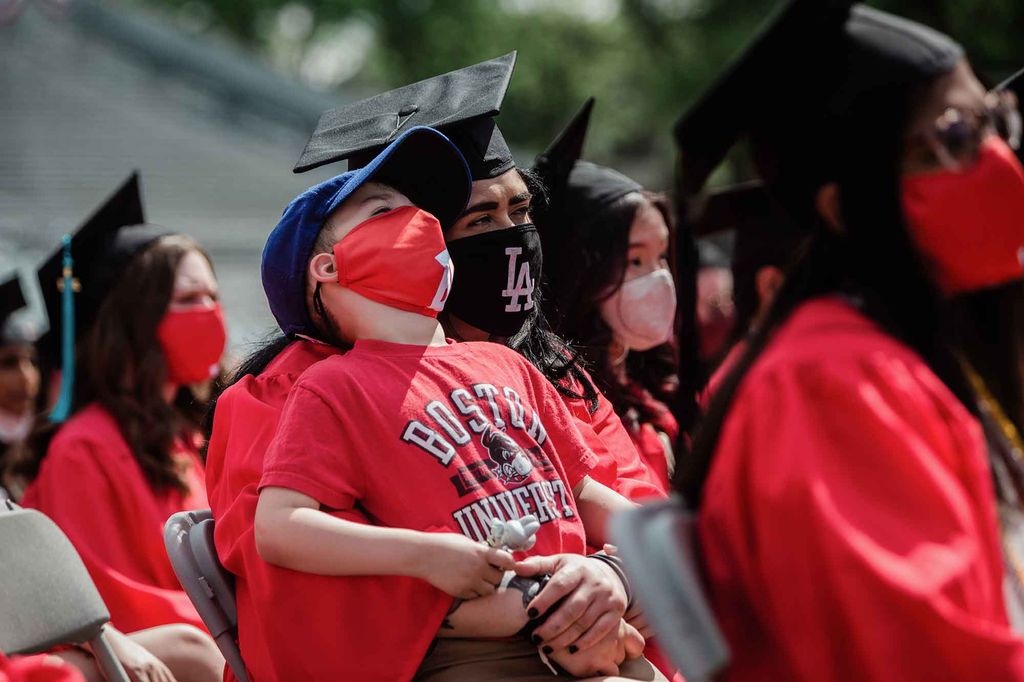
486, 515, 540, 551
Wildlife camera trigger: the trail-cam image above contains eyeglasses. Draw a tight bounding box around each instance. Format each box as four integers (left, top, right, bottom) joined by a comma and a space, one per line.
917, 89, 1021, 171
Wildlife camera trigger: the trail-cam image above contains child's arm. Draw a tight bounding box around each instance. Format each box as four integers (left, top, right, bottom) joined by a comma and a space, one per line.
435, 581, 532, 638
572, 475, 636, 549
255, 486, 516, 599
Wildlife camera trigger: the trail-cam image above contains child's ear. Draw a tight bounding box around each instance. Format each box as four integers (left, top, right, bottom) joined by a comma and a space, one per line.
308, 252, 338, 284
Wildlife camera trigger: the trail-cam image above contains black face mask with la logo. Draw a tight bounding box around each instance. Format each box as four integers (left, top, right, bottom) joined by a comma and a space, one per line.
444, 223, 543, 338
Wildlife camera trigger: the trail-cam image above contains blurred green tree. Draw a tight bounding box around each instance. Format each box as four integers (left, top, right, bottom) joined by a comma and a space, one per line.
132, 0, 1022, 189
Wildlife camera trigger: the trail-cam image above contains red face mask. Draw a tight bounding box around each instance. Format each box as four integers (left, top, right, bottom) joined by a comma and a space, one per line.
902, 136, 1024, 295
157, 303, 227, 385
332, 206, 454, 317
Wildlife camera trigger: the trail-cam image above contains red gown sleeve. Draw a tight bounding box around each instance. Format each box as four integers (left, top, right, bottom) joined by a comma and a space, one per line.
559, 371, 666, 501
22, 428, 203, 634
208, 362, 450, 682
701, 353, 1024, 681
0, 653, 84, 682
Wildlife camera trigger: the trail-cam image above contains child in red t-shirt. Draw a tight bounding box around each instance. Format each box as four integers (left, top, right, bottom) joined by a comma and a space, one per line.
255, 127, 662, 680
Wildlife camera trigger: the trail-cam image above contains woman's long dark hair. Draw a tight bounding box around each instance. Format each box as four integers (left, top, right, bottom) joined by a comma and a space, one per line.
543, 188, 699, 432
676, 72, 1007, 508
501, 167, 601, 411
18, 235, 211, 493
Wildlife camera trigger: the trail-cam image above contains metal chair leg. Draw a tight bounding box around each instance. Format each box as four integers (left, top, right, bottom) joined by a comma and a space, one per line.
89, 627, 131, 682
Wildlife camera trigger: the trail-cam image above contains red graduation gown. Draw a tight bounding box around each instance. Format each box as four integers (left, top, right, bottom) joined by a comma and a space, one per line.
560, 370, 667, 502
0, 652, 84, 682
207, 340, 667, 681
21, 404, 207, 634
618, 382, 678, 494
208, 340, 453, 682
700, 297, 1024, 681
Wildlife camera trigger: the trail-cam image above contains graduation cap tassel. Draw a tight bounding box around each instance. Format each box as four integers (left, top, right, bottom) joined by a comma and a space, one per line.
49, 234, 76, 424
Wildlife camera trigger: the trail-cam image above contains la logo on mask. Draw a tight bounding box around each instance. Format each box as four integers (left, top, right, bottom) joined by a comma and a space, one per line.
502, 246, 535, 313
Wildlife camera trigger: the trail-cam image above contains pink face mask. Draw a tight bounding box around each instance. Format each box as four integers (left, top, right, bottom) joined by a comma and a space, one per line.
902, 136, 1024, 294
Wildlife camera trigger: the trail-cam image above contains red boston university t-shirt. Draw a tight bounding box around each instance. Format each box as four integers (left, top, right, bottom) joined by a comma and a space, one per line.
264, 336, 596, 556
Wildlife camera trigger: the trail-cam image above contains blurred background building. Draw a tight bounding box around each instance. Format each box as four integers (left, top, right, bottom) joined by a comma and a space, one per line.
2, 0, 1021, 353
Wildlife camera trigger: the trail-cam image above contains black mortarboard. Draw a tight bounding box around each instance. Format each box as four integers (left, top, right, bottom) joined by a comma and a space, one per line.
675, 0, 963, 199
36, 173, 165, 421
534, 97, 594, 209
695, 181, 804, 267
533, 97, 642, 228
694, 181, 806, 332
0, 275, 28, 345
295, 53, 517, 181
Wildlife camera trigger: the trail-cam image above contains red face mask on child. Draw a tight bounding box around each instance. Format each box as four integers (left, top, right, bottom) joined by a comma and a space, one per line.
157, 304, 227, 385
902, 136, 1024, 295
332, 206, 454, 317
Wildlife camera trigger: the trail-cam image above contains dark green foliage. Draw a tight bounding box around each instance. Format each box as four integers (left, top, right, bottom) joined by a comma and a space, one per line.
131, 0, 1022, 187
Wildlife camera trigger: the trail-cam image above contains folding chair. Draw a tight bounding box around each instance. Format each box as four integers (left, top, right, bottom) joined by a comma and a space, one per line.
610, 498, 730, 682
0, 508, 130, 682
164, 509, 249, 682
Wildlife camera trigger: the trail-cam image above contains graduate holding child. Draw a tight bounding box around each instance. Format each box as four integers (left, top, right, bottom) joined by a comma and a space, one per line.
247, 124, 663, 680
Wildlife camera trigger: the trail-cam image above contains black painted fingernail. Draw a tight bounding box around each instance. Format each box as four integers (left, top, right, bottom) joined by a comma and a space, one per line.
542, 646, 553, 655
569, 645, 578, 654
527, 608, 539, 618
531, 634, 542, 645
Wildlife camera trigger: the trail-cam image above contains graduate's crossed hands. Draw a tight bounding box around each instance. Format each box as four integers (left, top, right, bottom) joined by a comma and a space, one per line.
515, 553, 631, 652
417, 533, 517, 599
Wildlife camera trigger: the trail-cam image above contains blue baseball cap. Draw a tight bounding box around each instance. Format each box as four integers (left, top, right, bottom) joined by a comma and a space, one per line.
262, 126, 471, 337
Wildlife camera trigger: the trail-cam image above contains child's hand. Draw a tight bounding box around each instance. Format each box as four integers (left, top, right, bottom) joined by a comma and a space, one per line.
417, 533, 517, 599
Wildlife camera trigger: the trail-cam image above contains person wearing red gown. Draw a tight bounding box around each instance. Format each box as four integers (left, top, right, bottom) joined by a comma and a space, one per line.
671, 2, 1024, 680
17, 176, 228, 682
209, 63, 667, 679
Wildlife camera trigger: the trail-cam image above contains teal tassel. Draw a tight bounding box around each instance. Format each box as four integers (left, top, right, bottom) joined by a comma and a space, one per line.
49, 235, 76, 423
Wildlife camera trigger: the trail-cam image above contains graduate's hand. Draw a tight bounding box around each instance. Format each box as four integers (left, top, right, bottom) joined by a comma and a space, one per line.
106, 628, 178, 682
626, 603, 655, 640
515, 553, 628, 651
546, 619, 645, 678
418, 533, 517, 599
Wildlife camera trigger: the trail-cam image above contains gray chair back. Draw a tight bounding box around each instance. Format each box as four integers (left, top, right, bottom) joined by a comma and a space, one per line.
0, 508, 129, 682
164, 509, 248, 682
610, 498, 730, 682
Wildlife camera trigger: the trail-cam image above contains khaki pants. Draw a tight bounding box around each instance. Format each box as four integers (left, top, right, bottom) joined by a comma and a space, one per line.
414, 638, 668, 681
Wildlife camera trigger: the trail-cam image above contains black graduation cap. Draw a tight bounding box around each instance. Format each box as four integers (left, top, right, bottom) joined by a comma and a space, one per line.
690, 181, 776, 238
295, 53, 518, 181
694, 181, 804, 265
534, 97, 594, 207
35, 173, 164, 420
694, 181, 807, 332
0, 275, 28, 343
533, 97, 641, 227
674, 0, 962, 199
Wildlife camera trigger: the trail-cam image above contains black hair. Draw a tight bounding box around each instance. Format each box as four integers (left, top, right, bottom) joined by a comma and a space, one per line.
448, 167, 602, 410
510, 167, 601, 410
542, 186, 701, 434
506, 289, 601, 411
